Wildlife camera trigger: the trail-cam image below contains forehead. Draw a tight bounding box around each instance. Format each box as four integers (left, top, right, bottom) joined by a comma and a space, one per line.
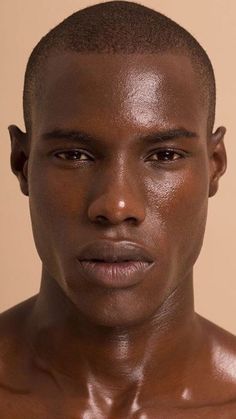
32, 52, 208, 136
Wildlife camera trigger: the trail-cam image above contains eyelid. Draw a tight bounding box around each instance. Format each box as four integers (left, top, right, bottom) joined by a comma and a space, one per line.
53, 148, 94, 160
146, 147, 187, 158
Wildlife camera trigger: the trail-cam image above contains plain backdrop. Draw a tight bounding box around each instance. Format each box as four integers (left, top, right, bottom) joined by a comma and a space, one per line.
1, 0, 235, 334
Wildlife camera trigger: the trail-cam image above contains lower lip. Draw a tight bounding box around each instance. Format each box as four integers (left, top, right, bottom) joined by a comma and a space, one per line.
77, 260, 153, 288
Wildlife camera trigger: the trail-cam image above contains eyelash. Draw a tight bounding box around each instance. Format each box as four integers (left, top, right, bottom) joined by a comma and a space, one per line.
53, 149, 186, 163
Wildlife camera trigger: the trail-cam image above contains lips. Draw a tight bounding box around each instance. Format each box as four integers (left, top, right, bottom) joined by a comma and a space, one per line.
77, 240, 154, 263
76, 240, 154, 288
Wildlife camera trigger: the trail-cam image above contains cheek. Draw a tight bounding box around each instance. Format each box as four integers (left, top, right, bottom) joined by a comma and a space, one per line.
29, 151, 87, 227
28, 156, 78, 271
146, 164, 209, 272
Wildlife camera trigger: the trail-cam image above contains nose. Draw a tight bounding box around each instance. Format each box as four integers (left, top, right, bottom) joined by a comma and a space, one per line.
87, 164, 146, 226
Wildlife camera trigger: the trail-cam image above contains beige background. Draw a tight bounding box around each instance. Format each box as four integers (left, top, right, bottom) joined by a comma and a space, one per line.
1, 1, 235, 333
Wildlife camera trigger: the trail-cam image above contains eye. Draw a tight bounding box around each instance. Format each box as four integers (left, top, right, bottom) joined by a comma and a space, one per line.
148, 149, 185, 162
54, 150, 92, 161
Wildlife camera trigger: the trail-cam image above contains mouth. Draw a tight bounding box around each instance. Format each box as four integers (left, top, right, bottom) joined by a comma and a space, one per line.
89, 259, 133, 263
76, 240, 155, 288
77, 259, 153, 288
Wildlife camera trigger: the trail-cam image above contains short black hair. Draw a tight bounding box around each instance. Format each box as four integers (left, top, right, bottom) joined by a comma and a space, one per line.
23, 1, 216, 134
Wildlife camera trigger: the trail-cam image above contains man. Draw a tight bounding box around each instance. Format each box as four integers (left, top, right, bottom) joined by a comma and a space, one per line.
1, 1, 236, 417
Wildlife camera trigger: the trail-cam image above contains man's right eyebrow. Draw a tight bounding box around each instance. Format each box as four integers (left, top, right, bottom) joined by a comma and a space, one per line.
41, 127, 198, 144
41, 129, 96, 145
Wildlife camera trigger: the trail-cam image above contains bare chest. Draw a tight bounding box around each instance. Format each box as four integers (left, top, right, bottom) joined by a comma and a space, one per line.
1, 391, 236, 419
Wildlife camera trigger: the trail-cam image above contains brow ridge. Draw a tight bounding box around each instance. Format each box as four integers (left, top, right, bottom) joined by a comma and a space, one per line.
41, 127, 198, 145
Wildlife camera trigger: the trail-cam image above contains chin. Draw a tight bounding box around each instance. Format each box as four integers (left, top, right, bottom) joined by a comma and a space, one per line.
65, 283, 160, 329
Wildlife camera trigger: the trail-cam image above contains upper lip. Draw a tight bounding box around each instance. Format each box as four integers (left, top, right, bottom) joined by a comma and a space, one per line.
77, 240, 154, 263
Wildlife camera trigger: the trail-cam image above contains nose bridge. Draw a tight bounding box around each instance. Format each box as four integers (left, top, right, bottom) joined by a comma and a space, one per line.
87, 156, 146, 225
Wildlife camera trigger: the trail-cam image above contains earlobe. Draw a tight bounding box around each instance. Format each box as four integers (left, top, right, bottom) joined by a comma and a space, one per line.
208, 126, 227, 198
8, 125, 29, 197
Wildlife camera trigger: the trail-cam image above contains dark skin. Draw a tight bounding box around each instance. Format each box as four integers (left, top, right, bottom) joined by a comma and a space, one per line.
1, 52, 236, 418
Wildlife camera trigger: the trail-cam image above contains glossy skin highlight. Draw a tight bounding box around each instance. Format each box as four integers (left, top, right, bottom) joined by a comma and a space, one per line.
1, 52, 236, 418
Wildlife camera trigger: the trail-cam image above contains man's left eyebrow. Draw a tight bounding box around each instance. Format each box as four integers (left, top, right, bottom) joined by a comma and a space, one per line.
140, 128, 198, 143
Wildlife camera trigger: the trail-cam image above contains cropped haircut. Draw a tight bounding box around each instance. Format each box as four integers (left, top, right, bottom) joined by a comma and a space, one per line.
23, 1, 216, 134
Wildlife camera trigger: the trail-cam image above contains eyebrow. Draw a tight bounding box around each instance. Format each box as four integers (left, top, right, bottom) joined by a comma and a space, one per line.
41, 127, 198, 145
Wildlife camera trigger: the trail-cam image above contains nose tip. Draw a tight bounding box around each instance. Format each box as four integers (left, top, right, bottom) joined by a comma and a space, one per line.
88, 194, 146, 225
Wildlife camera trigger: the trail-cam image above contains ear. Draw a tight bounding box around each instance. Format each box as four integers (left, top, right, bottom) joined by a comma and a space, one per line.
208, 126, 227, 198
8, 125, 29, 196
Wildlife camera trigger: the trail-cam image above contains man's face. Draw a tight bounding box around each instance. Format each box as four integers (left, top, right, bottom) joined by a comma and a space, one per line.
27, 52, 211, 326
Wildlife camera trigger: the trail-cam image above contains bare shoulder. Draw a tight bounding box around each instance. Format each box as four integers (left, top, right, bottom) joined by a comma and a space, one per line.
198, 313, 236, 359
0, 297, 37, 383
195, 314, 236, 401
0, 296, 37, 338
0, 298, 40, 417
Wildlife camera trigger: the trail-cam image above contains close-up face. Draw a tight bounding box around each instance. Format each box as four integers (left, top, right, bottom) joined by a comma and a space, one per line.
25, 52, 217, 326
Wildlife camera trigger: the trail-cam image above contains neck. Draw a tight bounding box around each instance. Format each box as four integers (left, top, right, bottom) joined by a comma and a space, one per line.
27, 267, 201, 406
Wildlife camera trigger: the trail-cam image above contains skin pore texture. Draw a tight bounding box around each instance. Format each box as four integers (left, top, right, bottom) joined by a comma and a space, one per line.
1, 50, 236, 418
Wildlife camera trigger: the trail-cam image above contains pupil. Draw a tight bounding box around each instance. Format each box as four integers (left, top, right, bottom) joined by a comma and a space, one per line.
162, 151, 173, 160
